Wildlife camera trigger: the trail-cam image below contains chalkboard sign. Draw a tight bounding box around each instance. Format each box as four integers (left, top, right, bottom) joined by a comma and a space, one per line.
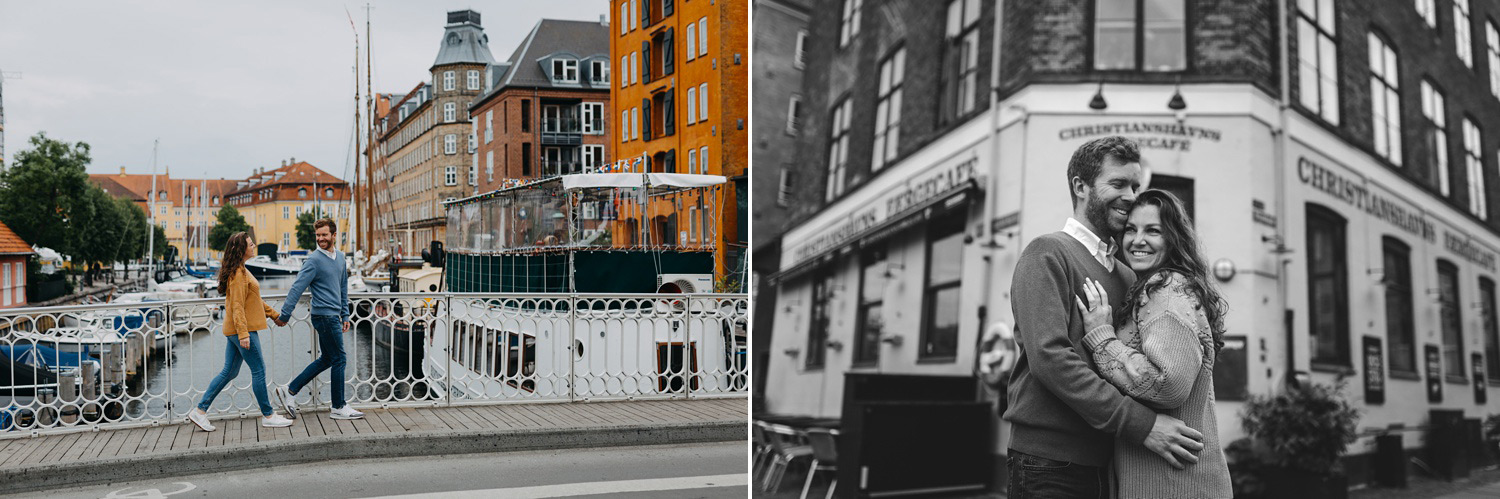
1475, 353, 1487, 404
1363, 337, 1385, 405
1214, 335, 1247, 401
1426, 344, 1443, 403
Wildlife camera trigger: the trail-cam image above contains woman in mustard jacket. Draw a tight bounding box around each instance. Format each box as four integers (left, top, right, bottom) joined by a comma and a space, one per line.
188, 232, 293, 431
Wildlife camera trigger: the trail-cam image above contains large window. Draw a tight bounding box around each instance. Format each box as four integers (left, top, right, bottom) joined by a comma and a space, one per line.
1384, 237, 1416, 374
1297, 0, 1340, 124
942, 0, 981, 123
1307, 204, 1349, 366
1422, 80, 1450, 196
688, 86, 697, 125
467, 70, 480, 90
699, 83, 709, 122
687, 21, 697, 61
553, 59, 579, 83
873, 47, 905, 171
1094, 0, 1185, 71
443, 71, 455, 91
1438, 260, 1464, 378
854, 245, 888, 366
806, 268, 835, 370
699, 17, 708, 57
1483, 277, 1500, 381
1456, 0, 1474, 68
1369, 33, 1402, 166
1463, 118, 1486, 219
444, 102, 456, 123
1416, 0, 1436, 28
922, 214, 965, 361
839, 0, 862, 47
485, 110, 494, 143
826, 98, 851, 201
445, 165, 458, 186
1490, 23, 1500, 97
582, 103, 604, 134
591, 60, 609, 84
445, 134, 457, 155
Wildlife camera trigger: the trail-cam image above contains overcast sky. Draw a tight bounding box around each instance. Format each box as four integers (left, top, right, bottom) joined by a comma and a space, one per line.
0, 0, 609, 183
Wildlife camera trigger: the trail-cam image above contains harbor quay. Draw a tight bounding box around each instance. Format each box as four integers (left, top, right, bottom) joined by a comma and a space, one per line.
0, 291, 749, 493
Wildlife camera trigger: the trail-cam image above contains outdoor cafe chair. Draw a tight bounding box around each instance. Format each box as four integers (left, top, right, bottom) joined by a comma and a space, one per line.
764, 423, 814, 493
752, 421, 776, 483
800, 427, 840, 499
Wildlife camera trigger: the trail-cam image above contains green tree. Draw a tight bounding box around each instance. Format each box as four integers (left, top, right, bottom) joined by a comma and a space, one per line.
71, 185, 124, 268
0, 132, 91, 255
208, 205, 251, 251
152, 224, 168, 259
295, 207, 326, 250
115, 198, 147, 265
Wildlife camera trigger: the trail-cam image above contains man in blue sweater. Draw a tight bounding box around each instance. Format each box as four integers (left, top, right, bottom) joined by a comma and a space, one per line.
272, 218, 362, 420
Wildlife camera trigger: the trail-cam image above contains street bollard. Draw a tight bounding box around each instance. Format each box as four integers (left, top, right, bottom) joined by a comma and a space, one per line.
36, 388, 57, 427
59, 372, 78, 425
81, 362, 100, 421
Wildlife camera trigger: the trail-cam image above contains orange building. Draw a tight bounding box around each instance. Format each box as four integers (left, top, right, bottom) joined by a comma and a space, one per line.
0, 220, 34, 309
90, 167, 240, 262
609, 0, 748, 284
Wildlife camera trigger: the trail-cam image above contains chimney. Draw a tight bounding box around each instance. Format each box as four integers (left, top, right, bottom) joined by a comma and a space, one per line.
600, 14, 607, 26
281, 160, 287, 167
290, 156, 296, 164
120, 166, 126, 175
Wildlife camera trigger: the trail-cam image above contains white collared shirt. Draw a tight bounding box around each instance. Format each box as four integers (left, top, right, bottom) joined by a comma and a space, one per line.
1062, 217, 1115, 271
317, 247, 338, 261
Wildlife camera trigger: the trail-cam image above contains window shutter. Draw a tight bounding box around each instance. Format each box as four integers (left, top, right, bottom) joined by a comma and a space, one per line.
664, 0, 673, 17
643, 98, 653, 141
642, 0, 651, 27
664, 89, 675, 136
666, 149, 677, 174
665, 28, 675, 75
643, 41, 652, 81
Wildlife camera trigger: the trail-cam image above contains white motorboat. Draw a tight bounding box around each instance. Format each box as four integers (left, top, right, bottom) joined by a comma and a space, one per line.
113, 291, 215, 336
360, 270, 392, 289
9, 327, 127, 357
244, 255, 300, 277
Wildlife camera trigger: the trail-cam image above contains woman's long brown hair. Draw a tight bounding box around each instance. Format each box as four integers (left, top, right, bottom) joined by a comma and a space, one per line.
1115, 189, 1229, 354
218, 232, 252, 291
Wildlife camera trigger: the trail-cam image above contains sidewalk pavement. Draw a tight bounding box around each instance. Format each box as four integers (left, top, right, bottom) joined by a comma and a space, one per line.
0, 397, 747, 494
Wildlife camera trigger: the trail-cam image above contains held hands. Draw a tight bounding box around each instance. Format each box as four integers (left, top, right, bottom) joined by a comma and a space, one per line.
1143, 413, 1205, 469
1074, 277, 1113, 332
342, 321, 351, 332
240, 336, 251, 349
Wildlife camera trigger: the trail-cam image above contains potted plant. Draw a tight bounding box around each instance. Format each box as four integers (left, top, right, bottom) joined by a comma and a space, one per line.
1240, 378, 1361, 499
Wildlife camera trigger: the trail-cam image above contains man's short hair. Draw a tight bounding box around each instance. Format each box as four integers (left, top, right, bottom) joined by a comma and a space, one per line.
1066, 136, 1141, 207
314, 218, 337, 234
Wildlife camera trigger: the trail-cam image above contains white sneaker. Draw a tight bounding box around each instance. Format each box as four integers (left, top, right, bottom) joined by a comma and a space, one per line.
188, 409, 215, 432
261, 414, 294, 428
274, 384, 299, 419
329, 406, 364, 420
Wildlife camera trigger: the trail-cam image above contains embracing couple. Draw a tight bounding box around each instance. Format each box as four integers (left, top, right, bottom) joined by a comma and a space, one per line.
1006, 136, 1231, 499
186, 218, 362, 432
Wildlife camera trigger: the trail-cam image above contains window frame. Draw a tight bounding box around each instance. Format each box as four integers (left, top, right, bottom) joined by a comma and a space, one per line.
1463, 117, 1486, 219
1092, 0, 1187, 72
826, 98, 851, 201
1422, 80, 1451, 196
445, 134, 457, 155
873, 47, 906, 171
1383, 236, 1417, 374
795, 30, 808, 69
687, 21, 697, 61
688, 86, 698, 125
1368, 31, 1402, 166
920, 213, 965, 362
805, 267, 835, 370
942, 0, 982, 123
1455, 0, 1474, 68
1416, 0, 1437, 28
786, 95, 802, 135
443, 70, 455, 91
854, 244, 888, 367
1483, 276, 1500, 381
1307, 203, 1350, 368
444, 102, 457, 123
839, 0, 863, 48
1296, 0, 1341, 125
1438, 259, 1466, 379
467, 70, 480, 90
777, 168, 794, 207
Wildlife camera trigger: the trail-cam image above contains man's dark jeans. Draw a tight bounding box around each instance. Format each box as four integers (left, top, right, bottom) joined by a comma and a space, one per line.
289, 315, 347, 409
1007, 449, 1108, 499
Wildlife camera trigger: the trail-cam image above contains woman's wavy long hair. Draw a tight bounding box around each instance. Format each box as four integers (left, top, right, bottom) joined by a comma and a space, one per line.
1116, 189, 1228, 353
217, 232, 252, 292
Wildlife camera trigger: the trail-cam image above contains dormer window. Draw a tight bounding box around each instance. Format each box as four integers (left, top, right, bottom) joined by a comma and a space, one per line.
552, 59, 579, 83
298, 188, 308, 198
325, 188, 334, 198
591, 60, 609, 84
213, 196, 220, 205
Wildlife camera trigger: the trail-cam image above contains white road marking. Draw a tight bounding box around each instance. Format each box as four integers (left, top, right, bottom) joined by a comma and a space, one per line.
104, 482, 197, 499
359, 473, 747, 499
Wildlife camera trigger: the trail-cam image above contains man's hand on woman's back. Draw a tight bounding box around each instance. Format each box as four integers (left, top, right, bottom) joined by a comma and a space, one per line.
1143, 413, 1205, 470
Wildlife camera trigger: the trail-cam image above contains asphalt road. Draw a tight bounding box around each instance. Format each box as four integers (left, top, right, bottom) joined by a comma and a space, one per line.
16, 442, 749, 499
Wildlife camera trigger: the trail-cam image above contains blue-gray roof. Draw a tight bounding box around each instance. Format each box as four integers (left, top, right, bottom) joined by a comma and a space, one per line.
432, 10, 496, 69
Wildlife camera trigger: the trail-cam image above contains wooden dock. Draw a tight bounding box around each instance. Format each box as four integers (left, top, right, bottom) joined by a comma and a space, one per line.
0, 398, 748, 472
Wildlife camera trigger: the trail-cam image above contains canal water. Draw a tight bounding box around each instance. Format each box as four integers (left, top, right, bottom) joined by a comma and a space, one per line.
128, 276, 429, 420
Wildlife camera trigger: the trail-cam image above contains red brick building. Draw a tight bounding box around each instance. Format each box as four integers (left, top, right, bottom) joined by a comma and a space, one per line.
470, 18, 613, 190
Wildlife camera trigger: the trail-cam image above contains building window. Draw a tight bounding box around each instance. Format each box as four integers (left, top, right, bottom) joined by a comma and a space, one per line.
839, 0, 862, 47
1438, 260, 1464, 378
687, 86, 697, 125
1369, 33, 1402, 166
874, 48, 906, 171
620, 55, 629, 88
470, 164, 477, 186
632, 52, 639, 85
175, 221, 181, 230
631, 0, 638, 30
445, 165, 458, 186
1416, 0, 1436, 27
826, 99, 851, 201
1307, 203, 1349, 367
1383, 237, 1416, 374
620, 1, 629, 35
622, 110, 631, 142
795, 31, 808, 69
1490, 23, 1500, 98
467, 70, 479, 90
1297, 0, 1340, 124
633, 107, 640, 140
582, 103, 604, 134
283, 233, 290, 248
943, 0, 981, 122
443, 71, 455, 91
444, 102, 456, 123
1464, 119, 1487, 219
445, 134, 458, 155
521, 99, 531, 132
777, 169, 794, 207
1484, 277, 1500, 381
699, 17, 708, 57
922, 214, 965, 361
325, 188, 334, 198
1456, 0, 1474, 68
786, 96, 802, 135
688, 206, 699, 242
1422, 80, 1450, 196
806, 267, 835, 370
687, 21, 697, 61
543, 105, 561, 133
583, 145, 603, 168
591, 60, 609, 84
700, 146, 709, 173
522, 143, 532, 176
1094, 0, 1185, 71
486, 151, 494, 182
688, 148, 697, 175
699, 83, 708, 122
855, 244, 887, 366
552, 59, 579, 82
485, 110, 494, 143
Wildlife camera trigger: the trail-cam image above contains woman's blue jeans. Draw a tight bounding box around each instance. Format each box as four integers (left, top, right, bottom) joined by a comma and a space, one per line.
197, 331, 273, 416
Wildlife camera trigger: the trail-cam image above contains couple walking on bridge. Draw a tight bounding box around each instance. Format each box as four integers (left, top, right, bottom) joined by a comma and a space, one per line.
186, 218, 364, 431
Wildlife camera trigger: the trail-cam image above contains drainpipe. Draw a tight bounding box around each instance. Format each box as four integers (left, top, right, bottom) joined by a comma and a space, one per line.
1273, 0, 1297, 389
974, 0, 1008, 380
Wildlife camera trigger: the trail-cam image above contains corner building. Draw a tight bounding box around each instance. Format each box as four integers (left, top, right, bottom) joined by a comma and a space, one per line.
762, 0, 1500, 489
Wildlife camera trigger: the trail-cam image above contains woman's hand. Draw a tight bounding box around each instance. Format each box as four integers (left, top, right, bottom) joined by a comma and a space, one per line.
1075, 277, 1113, 332
240, 336, 251, 349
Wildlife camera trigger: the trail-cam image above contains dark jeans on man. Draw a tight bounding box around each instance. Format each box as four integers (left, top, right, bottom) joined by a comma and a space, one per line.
1007, 449, 1109, 499
289, 315, 347, 408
